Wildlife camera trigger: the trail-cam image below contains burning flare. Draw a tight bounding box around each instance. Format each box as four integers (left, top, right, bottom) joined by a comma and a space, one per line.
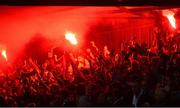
163, 10, 176, 29
65, 32, 78, 45
1, 50, 8, 61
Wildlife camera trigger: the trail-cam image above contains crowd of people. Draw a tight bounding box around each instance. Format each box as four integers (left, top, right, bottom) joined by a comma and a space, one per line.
0, 31, 179, 107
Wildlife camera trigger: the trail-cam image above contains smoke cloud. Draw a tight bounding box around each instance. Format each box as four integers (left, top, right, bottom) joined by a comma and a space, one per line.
0, 6, 118, 62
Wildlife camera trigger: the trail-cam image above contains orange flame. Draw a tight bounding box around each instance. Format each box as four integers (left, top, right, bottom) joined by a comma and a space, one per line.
1, 50, 8, 61
163, 10, 176, 29
65, 32, 78, 45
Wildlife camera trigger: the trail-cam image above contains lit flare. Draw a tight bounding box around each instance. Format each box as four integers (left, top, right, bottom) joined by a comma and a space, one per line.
1, 50, 8, 61
163, 10, 176, 29
65, 32, 78, 45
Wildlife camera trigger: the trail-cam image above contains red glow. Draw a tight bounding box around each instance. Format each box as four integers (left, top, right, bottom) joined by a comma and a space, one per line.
65, 32, 78, 45
1, 49, 8, 61
163, 10, 176, 29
